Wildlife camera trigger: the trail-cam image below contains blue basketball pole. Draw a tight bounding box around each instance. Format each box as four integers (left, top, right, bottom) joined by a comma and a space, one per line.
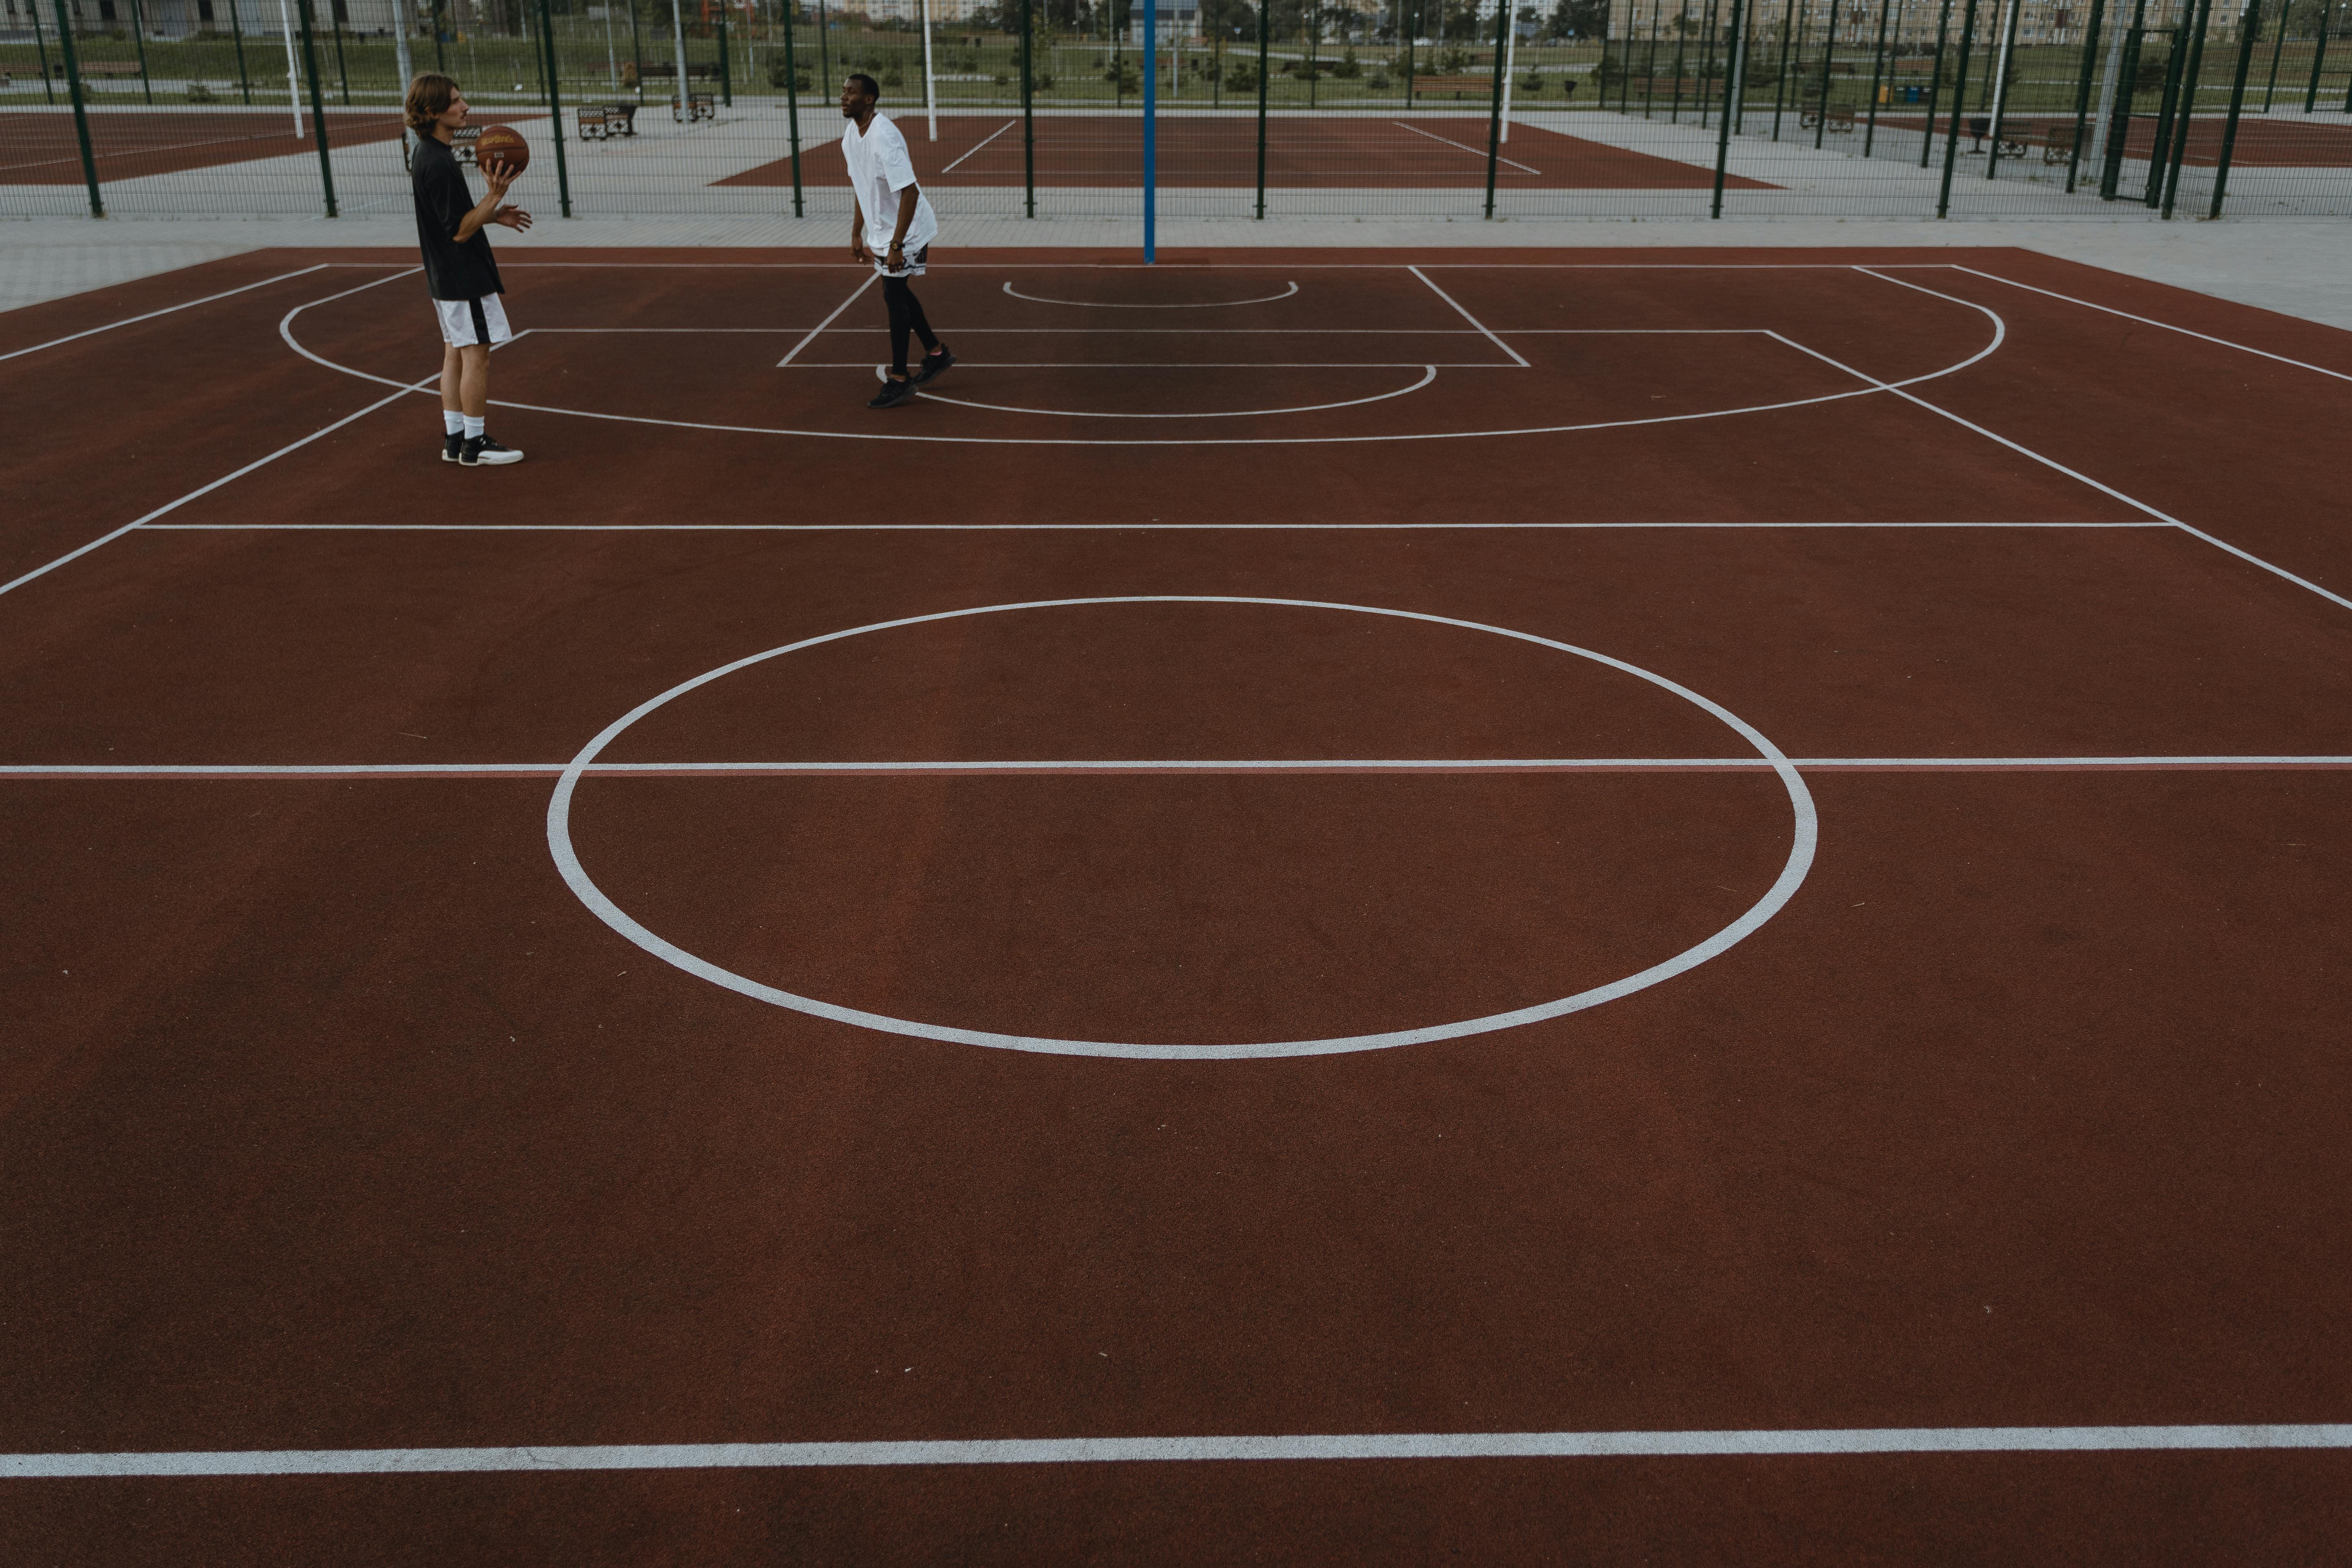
1143, 0, 1158, 263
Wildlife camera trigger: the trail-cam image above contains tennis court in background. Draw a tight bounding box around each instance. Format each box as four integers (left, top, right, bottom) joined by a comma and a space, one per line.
1, 246, 2350, 1561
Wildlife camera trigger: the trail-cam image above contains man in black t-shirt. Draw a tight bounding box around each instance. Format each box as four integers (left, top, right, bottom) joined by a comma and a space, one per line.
406, 73, 531, 466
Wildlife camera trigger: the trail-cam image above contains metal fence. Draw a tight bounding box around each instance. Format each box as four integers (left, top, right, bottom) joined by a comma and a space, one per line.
4, 0, 2346, 222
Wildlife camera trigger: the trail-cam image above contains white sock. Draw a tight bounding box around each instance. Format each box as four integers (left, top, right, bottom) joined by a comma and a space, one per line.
462, 414, 485, 441
443, 410, 465, 436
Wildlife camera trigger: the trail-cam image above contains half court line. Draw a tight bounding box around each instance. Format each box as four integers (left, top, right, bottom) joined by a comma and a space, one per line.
143, 521, 2174, 532
9, 1423, 2351, 1477
12, 756, 2352, 779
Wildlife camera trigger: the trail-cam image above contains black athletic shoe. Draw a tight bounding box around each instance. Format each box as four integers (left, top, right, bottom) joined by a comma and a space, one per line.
460, 433, 525, 466
911, 346, 955, 385
868, 376, 920, 409
443, 432, 464, 463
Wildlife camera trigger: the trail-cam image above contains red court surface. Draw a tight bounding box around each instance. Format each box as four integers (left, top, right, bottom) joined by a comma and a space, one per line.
717, 112, 1775, 189
1878, 111, 2352, 167
0, 106, 418, 183
3, 246, 2352, 1561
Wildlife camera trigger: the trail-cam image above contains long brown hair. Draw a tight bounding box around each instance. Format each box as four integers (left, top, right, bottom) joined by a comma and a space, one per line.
404, 72, 458, 132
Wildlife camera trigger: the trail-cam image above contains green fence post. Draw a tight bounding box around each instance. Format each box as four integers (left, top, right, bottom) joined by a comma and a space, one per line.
430, 0, 446, 72
129, 0, 155, 105
1483, 0, 1509, 216
2210, 0, 2259, 214
1642, 4, 1660, 117
2302, 8, 2330, 110
1813, 0, 1841, 146
623, 0, 639, 95
295, 0, 338, 216
1711, 0, 1745, 213
229, 0, 253, 103
2099, 8, 2145, 197
1770, 0, 1796, 138
1668, 0, 1690, 120
1019, 0, 1035, 217
1919, 0, 1953, 164
1254, 0, 1269, 218
779, 0, 803, 216
716, 7, 732, 105
1985, 0, 2020, 174
1402, 0, 1416, 105
1698, 0, 1718, 127
1935, 0, 1980, 214
1862, 0, 1893, 153
2260, 0, 2286, 107
534, 0, 573, 216
332, 13, 351, 105
2063, 0, 2106, 190
52, 0, 104, 217
2161, 0, 2212, 214
816, 0, 829, 90
31, 0, 56, 107
2144, 24, 2186, 202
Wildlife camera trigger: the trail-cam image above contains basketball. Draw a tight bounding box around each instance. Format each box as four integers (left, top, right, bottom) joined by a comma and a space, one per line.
474, 124, 530, 176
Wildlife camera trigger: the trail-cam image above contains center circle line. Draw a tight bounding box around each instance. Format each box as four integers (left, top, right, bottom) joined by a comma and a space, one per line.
545, 597, 1818, 1062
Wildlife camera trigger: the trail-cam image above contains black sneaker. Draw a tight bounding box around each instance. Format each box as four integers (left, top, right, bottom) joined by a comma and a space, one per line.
443, 432, 464, 463
460, 434, 524, 466
868, 376, 920, 409
910, 346, 955, 386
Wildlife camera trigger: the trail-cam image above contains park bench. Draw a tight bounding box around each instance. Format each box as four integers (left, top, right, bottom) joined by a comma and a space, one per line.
672, 91, 715, 122
1964, 115, 2033, 157
65, 60, 143, 78
1408, 74, 1494, 99
2038, 122, 2077, 164
1800, 103, 1857, 133
576, 102, 639, 139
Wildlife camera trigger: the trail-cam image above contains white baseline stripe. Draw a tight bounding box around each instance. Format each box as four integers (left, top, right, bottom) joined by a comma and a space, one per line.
10, 757, 2351, 779
1392, 119, 1541, 175
1949, 266, 2352, 386
1842, 269, 2352, 616
939, 117, 1019, 172
9, 1424, 2351, 1477
0, 264, 327, 364
142, 521, 2172, 532
1407, 265, 1529, 367
777, 273, 879, 368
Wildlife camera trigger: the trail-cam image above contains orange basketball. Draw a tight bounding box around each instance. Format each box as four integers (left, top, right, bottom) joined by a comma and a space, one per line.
474, 124, 530, 176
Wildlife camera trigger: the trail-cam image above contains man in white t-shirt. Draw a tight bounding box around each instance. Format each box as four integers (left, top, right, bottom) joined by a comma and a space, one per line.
840, 73, 951, 410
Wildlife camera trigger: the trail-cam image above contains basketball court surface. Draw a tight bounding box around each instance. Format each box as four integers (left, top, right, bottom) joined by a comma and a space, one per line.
2, 246, 2350, 1561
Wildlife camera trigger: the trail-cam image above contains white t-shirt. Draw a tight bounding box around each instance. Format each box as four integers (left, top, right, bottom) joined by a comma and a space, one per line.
841, 113, 939, 255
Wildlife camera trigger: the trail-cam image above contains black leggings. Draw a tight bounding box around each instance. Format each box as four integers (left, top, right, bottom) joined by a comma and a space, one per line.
882, 275, 938, 375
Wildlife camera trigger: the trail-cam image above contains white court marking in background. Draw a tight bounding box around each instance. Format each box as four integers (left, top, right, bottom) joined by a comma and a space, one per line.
1002, 280, 1303, 308
545, 596, 1817, 1062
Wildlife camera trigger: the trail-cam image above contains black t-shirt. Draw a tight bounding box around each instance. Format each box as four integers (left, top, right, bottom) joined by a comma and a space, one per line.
410, 135, 504, 302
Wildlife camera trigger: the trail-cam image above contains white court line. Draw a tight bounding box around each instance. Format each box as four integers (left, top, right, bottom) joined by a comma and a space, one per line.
781, 360, 1497, 369
776, 273, 878, 369
0, 271, 434, 604
9, 1423, 2350, 1477
1392, 119, 1541, 175
1835, 269, 2352, 616
939, 117, 1019, 173
1948, 266, 2352, 386
900, 364, 1439, 419
11, 756, 2352, 779
145, 521, 2168, 532
1407, 266, 1529, 368
285, 280, 2000, 446
1003, 280, 1301, 308
0, 264, 333, 363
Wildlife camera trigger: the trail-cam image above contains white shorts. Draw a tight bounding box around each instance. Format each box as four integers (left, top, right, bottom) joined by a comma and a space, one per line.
871, 243, 930, 279
434, 294, 513, 348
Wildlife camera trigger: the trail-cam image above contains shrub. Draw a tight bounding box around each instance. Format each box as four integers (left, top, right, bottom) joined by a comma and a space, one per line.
1225, 59, 1258, 90
1034, 68, 1054, 88
1521, 70, 1543, 91
882, 62, 904, 86
1332, 46, 1361, 77
1368, 69, 1391, 89
187, 80, 217, 102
